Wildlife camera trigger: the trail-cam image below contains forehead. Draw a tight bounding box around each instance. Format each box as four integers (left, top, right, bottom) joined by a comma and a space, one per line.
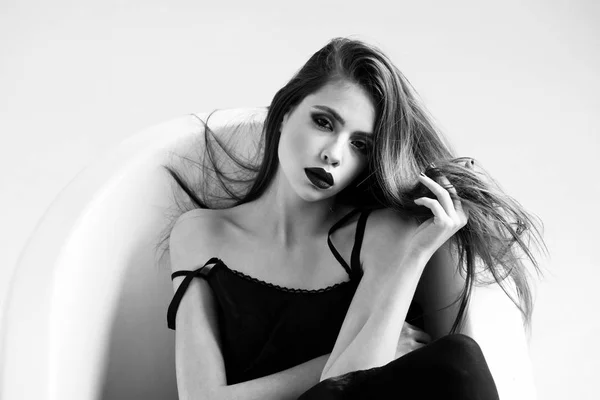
302, 80, 375, 133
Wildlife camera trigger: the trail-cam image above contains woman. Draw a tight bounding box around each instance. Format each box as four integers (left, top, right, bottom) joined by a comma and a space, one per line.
159, 37, 546, 399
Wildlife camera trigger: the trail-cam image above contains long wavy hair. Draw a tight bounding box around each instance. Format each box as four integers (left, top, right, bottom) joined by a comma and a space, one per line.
155, 37, 547, 336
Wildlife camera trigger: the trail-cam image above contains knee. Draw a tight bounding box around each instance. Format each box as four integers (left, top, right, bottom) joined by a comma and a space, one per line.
434, 334, 499, 399
434, 335, 491, 377
436, 333, 486, 363
440, 333, 480, 348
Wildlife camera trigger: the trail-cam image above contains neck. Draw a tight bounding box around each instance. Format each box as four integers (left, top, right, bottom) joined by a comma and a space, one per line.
246, 168, 340, 249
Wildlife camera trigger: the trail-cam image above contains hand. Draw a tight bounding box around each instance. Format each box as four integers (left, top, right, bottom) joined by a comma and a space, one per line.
395, 321, 431, 359
411, 161, 472, 258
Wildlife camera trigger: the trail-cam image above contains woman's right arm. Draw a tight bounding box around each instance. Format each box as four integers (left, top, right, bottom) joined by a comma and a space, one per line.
170, 211, 328, 400
321, 171, 469, 380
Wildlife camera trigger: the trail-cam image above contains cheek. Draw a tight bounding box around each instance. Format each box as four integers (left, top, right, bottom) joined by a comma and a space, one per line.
348, 157, 367, 176
279, 130, 293, 154
288, 129, 311, 154
331, 161, 359, 192
282, 128, 316, 161
278, 130, 306, 170
345, 160, 368, 184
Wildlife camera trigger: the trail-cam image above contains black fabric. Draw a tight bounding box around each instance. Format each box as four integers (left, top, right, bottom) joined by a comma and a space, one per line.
167, 208, 498, 397
167, 210, 498, 400
167, 208, 379, 384
297, 334, 499, 400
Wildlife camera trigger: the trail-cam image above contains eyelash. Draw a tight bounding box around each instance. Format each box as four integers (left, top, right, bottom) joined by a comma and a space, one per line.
312, 115, 370, 154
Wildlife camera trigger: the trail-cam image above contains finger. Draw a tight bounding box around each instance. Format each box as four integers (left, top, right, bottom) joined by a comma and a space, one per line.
403, 321, 418, 330
413, 197, 452, 225
400, 322, 411, 334
418, 173, 456, 217
435, 174, 462, 215
410, 341, 426, 351
403, 324, 431, 343
403, 321, 426, 336
414, 331, 432, 344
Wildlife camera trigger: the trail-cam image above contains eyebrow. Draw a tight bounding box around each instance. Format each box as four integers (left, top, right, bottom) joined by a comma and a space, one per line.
312, 105, 373, 136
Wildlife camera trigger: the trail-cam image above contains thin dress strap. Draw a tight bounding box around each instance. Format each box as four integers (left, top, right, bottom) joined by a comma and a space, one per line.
327, 208, 364, 278
167, 257, 220, 330
350, 209, 372, 278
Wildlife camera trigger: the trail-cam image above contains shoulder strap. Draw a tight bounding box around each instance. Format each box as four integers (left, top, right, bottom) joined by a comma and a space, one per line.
167, 257, 220, 330
350, 209, 372, 278
327, 208, 362, 277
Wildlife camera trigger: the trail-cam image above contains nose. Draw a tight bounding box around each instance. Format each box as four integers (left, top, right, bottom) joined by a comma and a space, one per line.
321, 140, 343, 167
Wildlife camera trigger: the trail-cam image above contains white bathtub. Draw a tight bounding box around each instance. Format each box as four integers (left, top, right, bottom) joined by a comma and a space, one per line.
1, 105, 538, 399
0, 108, 267, 400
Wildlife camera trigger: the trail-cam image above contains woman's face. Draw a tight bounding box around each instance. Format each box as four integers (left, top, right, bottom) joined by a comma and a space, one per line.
278, 80, 375, 202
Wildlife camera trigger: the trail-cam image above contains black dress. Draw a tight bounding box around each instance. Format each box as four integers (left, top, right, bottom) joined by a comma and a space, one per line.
167, 208, 499, 399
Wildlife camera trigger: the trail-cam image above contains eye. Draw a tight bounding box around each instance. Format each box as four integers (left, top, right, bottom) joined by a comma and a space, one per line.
352, 141, 366, 150
351, 140, 369, 154
352, 136, 373, 155
312, 115, 333, 131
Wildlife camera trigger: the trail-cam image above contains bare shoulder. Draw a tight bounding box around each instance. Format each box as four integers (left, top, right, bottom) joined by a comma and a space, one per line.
171, 208, 225, 243
172, 208, 223, 233
169, 208, 228, 273
361, 208, 419, 274
168, 207, 232, 393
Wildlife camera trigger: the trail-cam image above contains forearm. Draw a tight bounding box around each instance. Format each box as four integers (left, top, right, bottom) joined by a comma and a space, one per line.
210, 353, 329, 400
321, 251, 429, 381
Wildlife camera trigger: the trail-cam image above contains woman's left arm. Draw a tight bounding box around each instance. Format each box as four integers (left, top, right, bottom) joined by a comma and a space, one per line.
416, 242, 538, 400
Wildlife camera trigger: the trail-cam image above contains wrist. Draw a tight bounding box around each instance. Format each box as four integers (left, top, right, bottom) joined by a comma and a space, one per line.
401, 248, 432, 269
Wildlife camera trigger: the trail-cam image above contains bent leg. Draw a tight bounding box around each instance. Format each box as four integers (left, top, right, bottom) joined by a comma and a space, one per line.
297, 334, 499, 400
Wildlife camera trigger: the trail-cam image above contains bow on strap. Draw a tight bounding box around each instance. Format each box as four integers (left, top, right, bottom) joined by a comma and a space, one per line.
167, 257, 221, 330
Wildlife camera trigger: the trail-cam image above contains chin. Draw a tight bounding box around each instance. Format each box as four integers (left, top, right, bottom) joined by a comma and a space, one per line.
302, 185, 341, 202
298, 191, 331, 203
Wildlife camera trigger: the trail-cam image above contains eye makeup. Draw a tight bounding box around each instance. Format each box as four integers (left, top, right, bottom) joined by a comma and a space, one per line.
311, 105, 373, 137
311, 113, 333, 131
310, 112, 372, 155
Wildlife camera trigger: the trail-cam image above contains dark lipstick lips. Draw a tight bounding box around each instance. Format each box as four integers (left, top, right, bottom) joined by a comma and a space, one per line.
305, 167, 334, 186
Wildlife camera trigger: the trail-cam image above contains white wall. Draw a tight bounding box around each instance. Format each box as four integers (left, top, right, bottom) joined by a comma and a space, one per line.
1, 1, 598, 399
